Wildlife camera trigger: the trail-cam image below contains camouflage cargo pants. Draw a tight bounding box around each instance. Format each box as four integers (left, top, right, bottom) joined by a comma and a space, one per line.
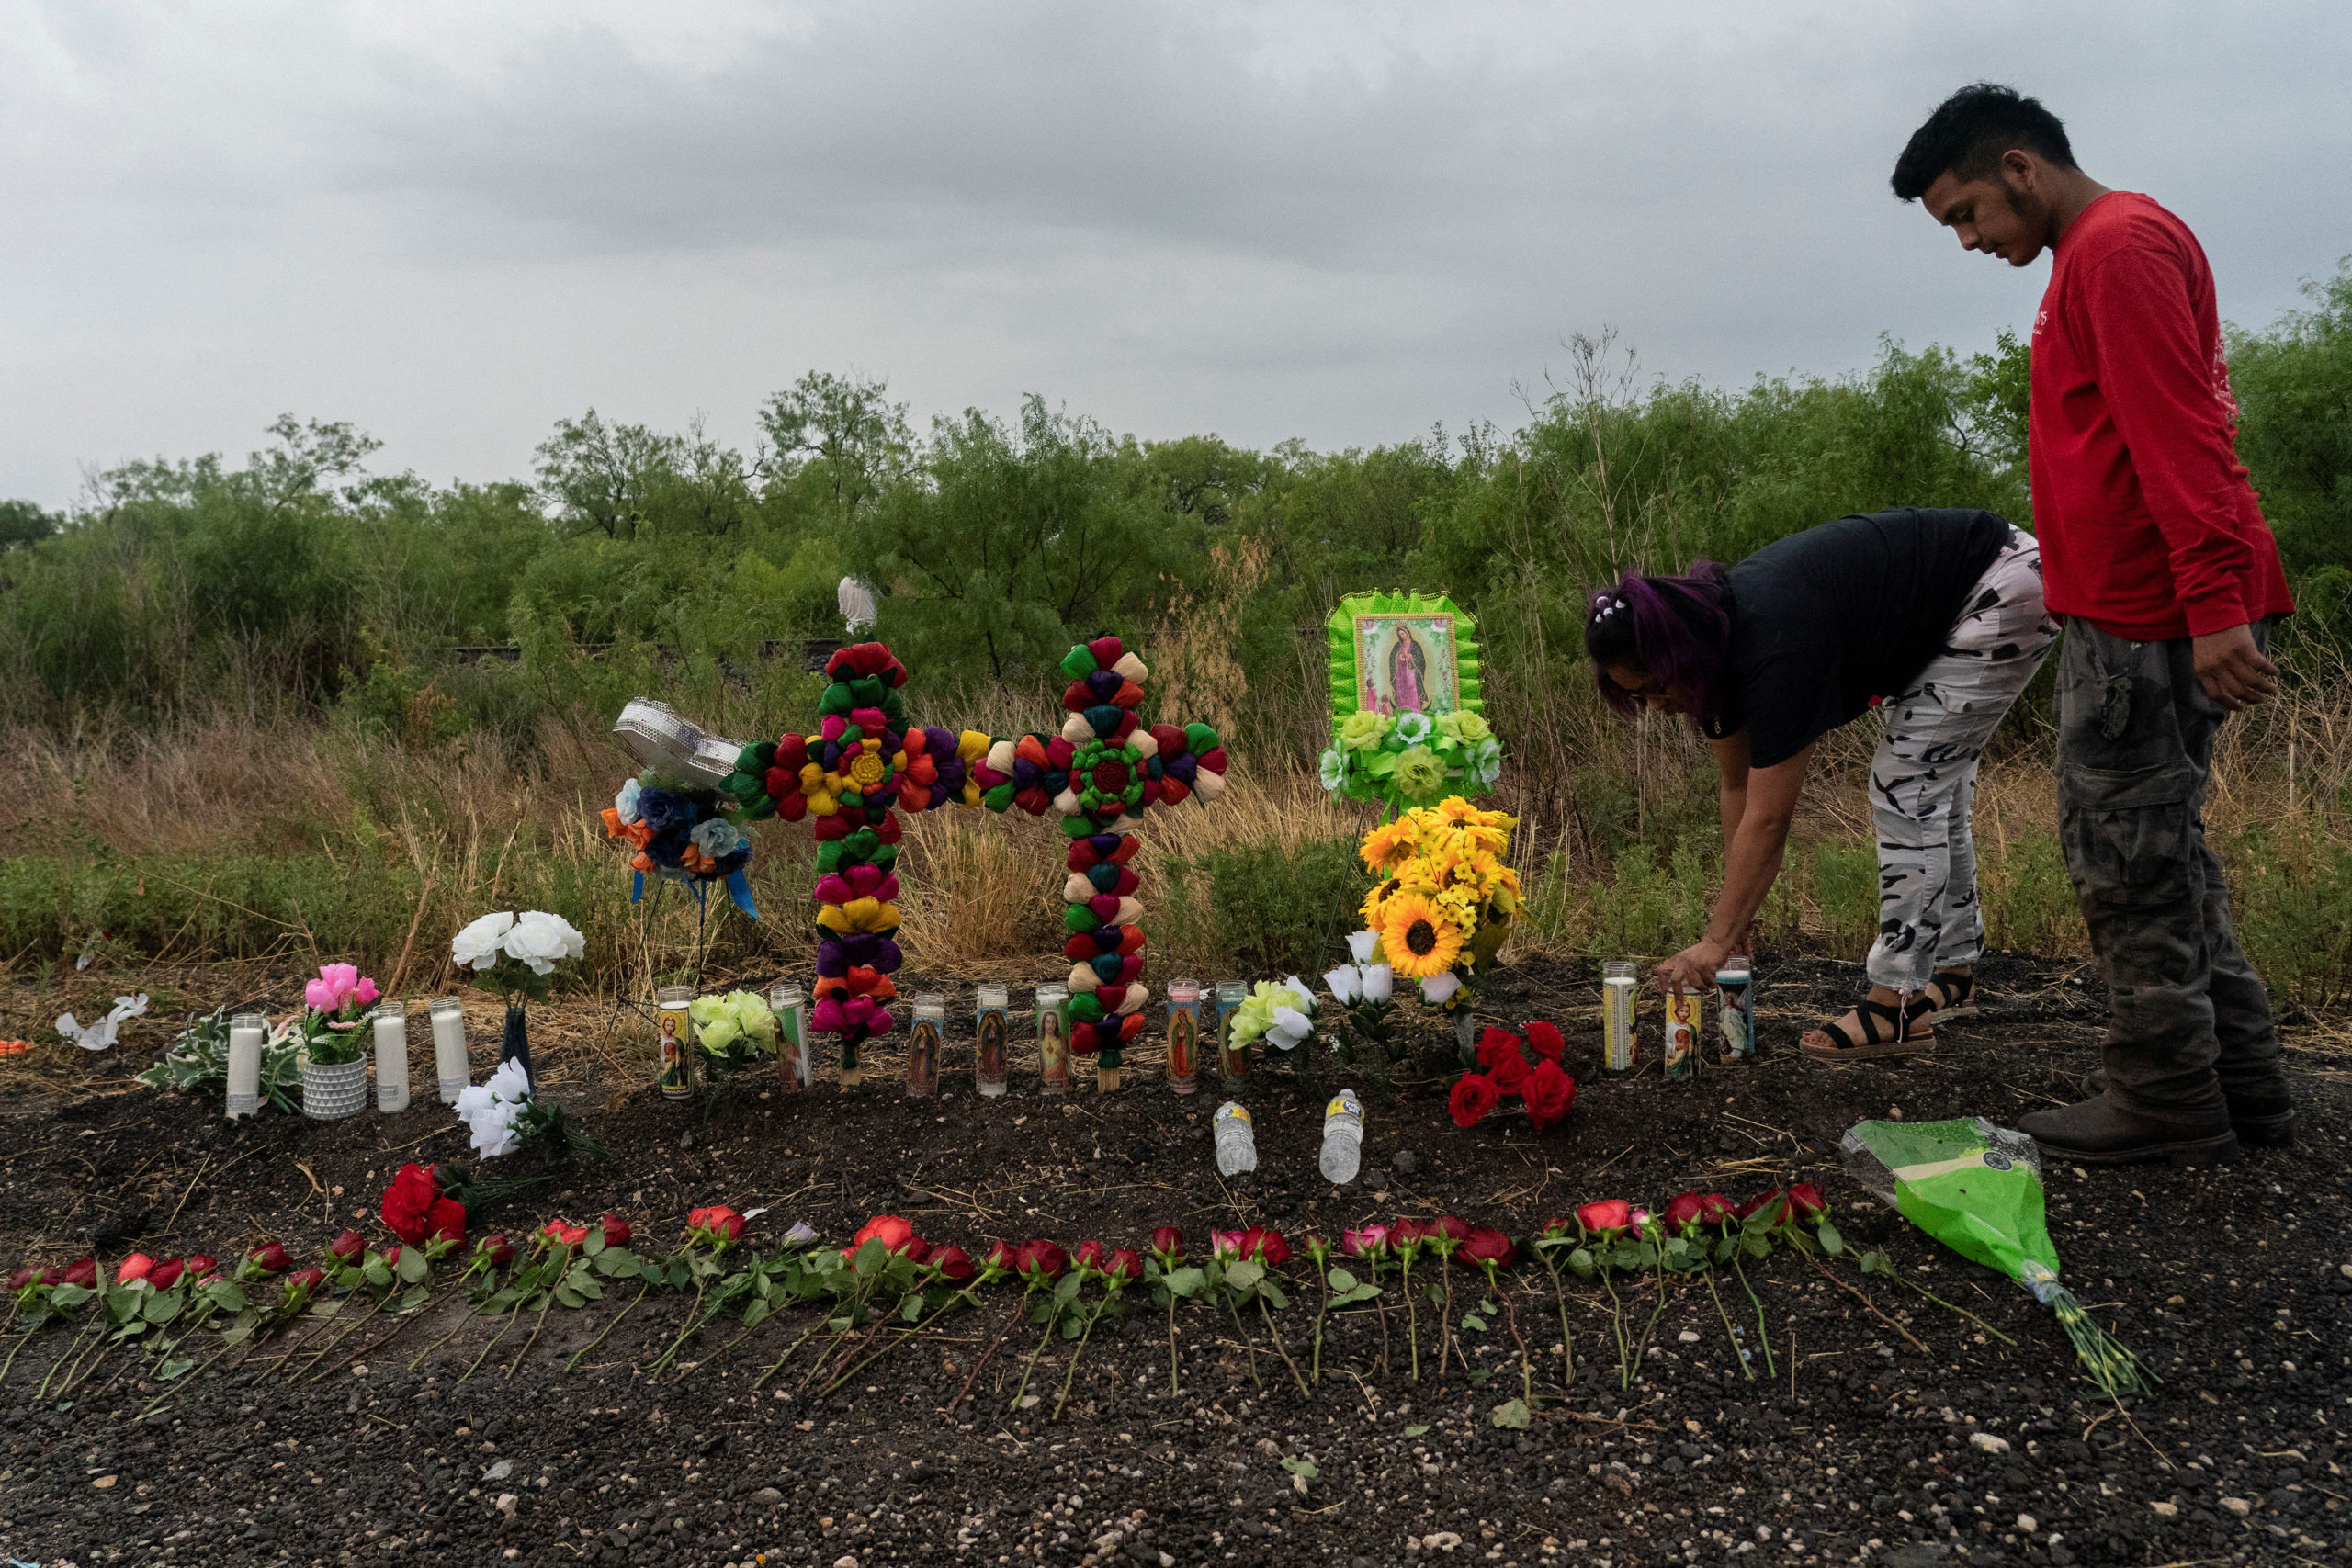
2056, 616, 2282, 1121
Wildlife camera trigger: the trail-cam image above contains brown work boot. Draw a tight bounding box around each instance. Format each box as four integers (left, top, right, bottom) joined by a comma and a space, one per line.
2018, 1092, 2239, 1167
2080, 1066, 2295, 1146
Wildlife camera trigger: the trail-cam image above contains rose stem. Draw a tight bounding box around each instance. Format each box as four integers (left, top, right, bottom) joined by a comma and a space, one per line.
1804, 1252, 1925, 1352
1005, 1296, 1063, 1413
1541, 1255, 1574, 1389
409, 1298, 488, 1372
753, 1318, 825, 1393
1309, 1265, 1331, 1386
1225, 1297, 1261, 1390
823, 1289, 971, 1399
1050, 1290, 1105, 1422
504, 1287, 563, 1378
453, 1305, 521, 1384
1256, 1294, 1309, 1399
313, 1282, 464, 1383
1599, 1267, 1630, 1389
136, 1337, 239, 1419
944, 1292, 1028, 1415
1436, 1265, 1457, 1379
1165, 1292, 1182, 1398
290, 1292, 393, 1380
1400, 1258, 1419, 1382
1625, 1264, 1670, 1384
549, 1281, 643, 1376
1702, 1267, 1752, 1380
1498, 1273, 1532, 1408
1849, 1254, 2015, 1344
1727, 1251, 1775, 1375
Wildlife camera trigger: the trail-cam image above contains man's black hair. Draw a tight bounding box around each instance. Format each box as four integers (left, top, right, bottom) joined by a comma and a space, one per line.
1891, 82, 2076, 202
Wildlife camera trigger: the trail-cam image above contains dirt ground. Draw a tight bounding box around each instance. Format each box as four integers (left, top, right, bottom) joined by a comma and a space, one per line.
1, 951, 2347, 1568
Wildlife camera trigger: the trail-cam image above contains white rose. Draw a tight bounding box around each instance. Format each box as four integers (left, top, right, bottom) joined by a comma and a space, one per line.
1361, 964, 1394, 1002
503, 911, 585, 976
1420, 971, 1462, 1006
1323, 966, 1363, 1006
452, 911, 516, 972
1346, 930, 1381, 964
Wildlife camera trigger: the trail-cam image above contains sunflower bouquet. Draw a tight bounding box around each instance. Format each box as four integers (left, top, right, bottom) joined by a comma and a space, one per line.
1358, 799, 1521, 1021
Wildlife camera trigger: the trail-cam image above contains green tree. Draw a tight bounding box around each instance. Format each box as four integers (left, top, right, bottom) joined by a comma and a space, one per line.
757, 370, 915, 522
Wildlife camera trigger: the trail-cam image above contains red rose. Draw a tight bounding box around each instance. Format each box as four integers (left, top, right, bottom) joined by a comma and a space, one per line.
146, 1258, 187, 1292
1455, 1226, 1517, 1270
1524, 1020, 1564, 1060
1435, 1215, 1472, 1242
38, 1268, 60, 1287
479, 1234, 515, 1269
601, 1214, 632, 1249
328, 1230, 367, 1264
1073, 1240, 1109, 1275
1486, 1050, 1532, 1097
846, 1214, 916, 1257
1475, 1027, 1525, 1073
1534, 1215, 1573, 1240
60, 1258, 98, 1288
984, 1239, 1018, 1273
6, 1265, 38, 1292
1521, 1059, 1576, 1129
244, 1244, 290, 1277
928, 1245, 975, 1282
1149, 1226, 1184, 1264
1787, 1183, 1829, 1221
1102, 1247, 1143, 1284
1576, 1201, 1630, 1237
1245, 1229, 1290, 1269
117, 1252, 156, 1283
1388, 1219, 1434, 1250
1696, 1192, 1736, 1225
690, 1206, 747, 1245
380, 1164, 444, 1247
185, 1254, 219, 1280
1015, 1239, 1069, 1282
286, 1267, 326, 1300
543, 1220, 589, 1247
1662, 1193, 1706, 1235
1735, 1189, 1784, 1222
1449, 1073, 1500, 1129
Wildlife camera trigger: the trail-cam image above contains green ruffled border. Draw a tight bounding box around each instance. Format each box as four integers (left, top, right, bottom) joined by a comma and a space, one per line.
1326, 592, 1483, 726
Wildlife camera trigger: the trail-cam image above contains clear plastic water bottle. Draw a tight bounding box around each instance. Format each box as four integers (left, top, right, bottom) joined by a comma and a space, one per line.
1318, 1088, 1364, 1185
1213, 1100, 1258, 1176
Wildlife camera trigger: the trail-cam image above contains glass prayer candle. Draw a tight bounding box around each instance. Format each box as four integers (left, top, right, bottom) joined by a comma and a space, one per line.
1036, 984, 1070, 1096
428, 996, 468, 1104
768, 983, 809, 1092
974, 983, 1010, 1097
1216, 980, 1250, 1081
656, 985, 694, 1100
1714, 966, 1755, 1061
226, 1011, 266, 1120
906, 993, 944, 1098
1164, 978, 1202, 1095
1601, 960, 1637, 1073
1663, 987, 1698, 1081
372, 1001, 411, 1113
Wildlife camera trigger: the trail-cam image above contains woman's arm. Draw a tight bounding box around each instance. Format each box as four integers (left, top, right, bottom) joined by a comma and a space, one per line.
1709, 731, 1750, 854
1657, 740, 1814, 993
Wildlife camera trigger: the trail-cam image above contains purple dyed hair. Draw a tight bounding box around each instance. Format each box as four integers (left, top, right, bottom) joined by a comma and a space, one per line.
1583, 563, 1733, 724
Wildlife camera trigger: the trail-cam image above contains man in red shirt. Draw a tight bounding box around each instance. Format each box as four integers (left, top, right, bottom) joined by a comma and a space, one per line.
1893, 84, 2295, 1164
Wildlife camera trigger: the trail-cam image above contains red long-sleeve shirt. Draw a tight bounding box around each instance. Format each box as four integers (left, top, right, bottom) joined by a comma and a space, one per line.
2028, 191, 2292, 640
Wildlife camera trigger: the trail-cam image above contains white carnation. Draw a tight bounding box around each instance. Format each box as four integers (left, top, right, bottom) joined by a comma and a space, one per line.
452, 911, 516, 972
454, 1057, 534, 1159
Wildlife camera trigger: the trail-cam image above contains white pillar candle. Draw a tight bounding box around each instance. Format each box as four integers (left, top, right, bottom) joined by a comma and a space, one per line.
226, 1011, 266, 1120
428, 996, 469, 1104
373, 1001, 411, 1112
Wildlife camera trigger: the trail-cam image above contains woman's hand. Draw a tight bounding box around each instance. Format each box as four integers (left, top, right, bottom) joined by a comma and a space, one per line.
1656, 937, 1730, 996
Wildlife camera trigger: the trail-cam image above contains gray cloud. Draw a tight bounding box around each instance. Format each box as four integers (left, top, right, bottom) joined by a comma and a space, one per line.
3, 0, 2346, 504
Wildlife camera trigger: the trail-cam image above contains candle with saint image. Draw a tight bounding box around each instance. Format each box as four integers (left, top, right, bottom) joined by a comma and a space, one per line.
1215, 980, 1249, 1079
1036, 984, 1070, 1095
1714, 966, 1754, 1059
656, 985, 693, 1100
226, 1011, 266, 1120
1164, 978, 1201, 1094
1601, 960, 1637, 1072
974, 984, 1010, 1097
428, 996, 468, 1104
906, 992, 944, 1098
1663, 987, 1698, 1080
768, 983, 808, 1092
373, 1000, 411, 1112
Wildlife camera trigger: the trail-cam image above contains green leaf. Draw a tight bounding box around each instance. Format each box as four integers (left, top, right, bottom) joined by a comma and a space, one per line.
1060, 1313, 1086, 1340
1566, 1247, 1595, 1280
1491, 1397, 1531, 1429
49, 1284, 92, 1310
1337, 1284, 1382, 1305
398, 1283, 431, 1311
1459, 1314, 1487, 1332
1464, 1367, 1493, 1384
1224, 1260, 1263, 1292
555, 1286, 584, 1309
1279, 1457, 1318, 1478
362, 1258, 393, 1290
1402, 1424, 1431, 1437
741, 1296, 772, 1329
1740, 1234, 1771, 1260
1165, 1266, 1206, 1300
1053, 1273, 1083, 1305
141, 1291, 185, 1325
396, 1249, 431, 1285
1327, 1268, 1360, 1292
901, 1296, 923, 1323
853, 1238, 888, 1278
582, 1230, 605, 1258
1816, 1219, 1845, 1258
156, 1357, 194, 1381
1260, 1279, 1290, 1310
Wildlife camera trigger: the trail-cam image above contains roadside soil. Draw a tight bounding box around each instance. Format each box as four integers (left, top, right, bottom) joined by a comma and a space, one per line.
0, 951, 2346, 1568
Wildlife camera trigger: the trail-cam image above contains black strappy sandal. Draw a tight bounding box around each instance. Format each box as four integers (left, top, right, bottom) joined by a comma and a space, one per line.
1800, 991, 1936, 1062
1925, 970, 1979, 1021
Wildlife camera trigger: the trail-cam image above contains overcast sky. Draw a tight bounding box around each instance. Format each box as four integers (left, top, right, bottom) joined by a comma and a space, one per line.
4, 1, 2346, 507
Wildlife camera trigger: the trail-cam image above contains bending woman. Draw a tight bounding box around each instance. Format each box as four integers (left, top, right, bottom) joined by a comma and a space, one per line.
1585, 507, 2058, 1057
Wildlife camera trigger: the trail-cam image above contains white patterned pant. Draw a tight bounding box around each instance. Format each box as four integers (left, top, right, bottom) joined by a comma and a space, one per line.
1864, 527, 2059, 992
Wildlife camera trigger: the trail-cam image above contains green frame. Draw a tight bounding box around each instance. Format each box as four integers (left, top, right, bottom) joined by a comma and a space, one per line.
1326, 592, 1483, 725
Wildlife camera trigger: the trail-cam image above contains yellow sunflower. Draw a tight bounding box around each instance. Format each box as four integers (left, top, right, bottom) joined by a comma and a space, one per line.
1358, 818, 1416, 875
1381, 892, 1465, 979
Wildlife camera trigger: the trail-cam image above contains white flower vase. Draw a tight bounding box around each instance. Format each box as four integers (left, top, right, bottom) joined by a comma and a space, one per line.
303, 1057, 369, 1120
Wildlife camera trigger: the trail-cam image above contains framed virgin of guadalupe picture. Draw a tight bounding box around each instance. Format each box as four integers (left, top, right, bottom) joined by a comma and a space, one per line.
1326, 592, 1483, 722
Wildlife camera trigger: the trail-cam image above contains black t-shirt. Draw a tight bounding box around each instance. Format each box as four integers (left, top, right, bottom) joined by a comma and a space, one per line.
1703, 508, 2012, 767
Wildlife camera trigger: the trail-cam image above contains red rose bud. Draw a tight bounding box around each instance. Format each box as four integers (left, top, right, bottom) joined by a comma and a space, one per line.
928, 1245, 976, 1283
1787, 1183, 1829, 1221
59, 1258, 98, 1288
706, 1207, 747, 1243
38, 1268, 61, 1287
1302, 1233, 1330, 1266
1524, 1020, 1565, 1059
1448, 1072, 1500, 1129
1149, 1225, 1185, 1264
1662, 1193, 1706, 1235
328, 1230, 367, 1264
1015, 1239, 1069, 1282
902, 1236, 932, 1265
1696, 1192, 1736, 1225
543, 1220, 589, 1247
1436, 1215, 1472, 1243
479, 1234, 515, 1268
116, 1252, 156, 1284
185, 1254, 219, 1280
1103, 1247, 1144, 1284
847, 1213, 915, 1257
1456, 1226, 1517, 1270
984, 1239, 1018, 1273
1209, 1229, 1243, 1261
1736, 1189, 1784, 1222
1576, 1201, 1631, 1238
147, 1258, 186, 1292
247, 1242, 291, 1276
6, 1265, 38, 1292
286, 1267, 326, 1300
1246, 1229, 1290, 1269
1535, 1216, 1573, 1240
601, 1213, 632, 1249
1073, 1239, 1108, 1275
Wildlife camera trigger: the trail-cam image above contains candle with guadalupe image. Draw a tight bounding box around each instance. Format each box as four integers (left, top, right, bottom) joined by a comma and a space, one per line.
428, 997, 468, 1104
1164, 979, 1201, 1094
1035, 984, 1070, 1095
907, 993, 944, 1098
975, 984, 1010, 1097
656, 986, 694, 1099
226, 1011, 265, 1120
372, 1001, 411, 1113
767, 983, 809, 1092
